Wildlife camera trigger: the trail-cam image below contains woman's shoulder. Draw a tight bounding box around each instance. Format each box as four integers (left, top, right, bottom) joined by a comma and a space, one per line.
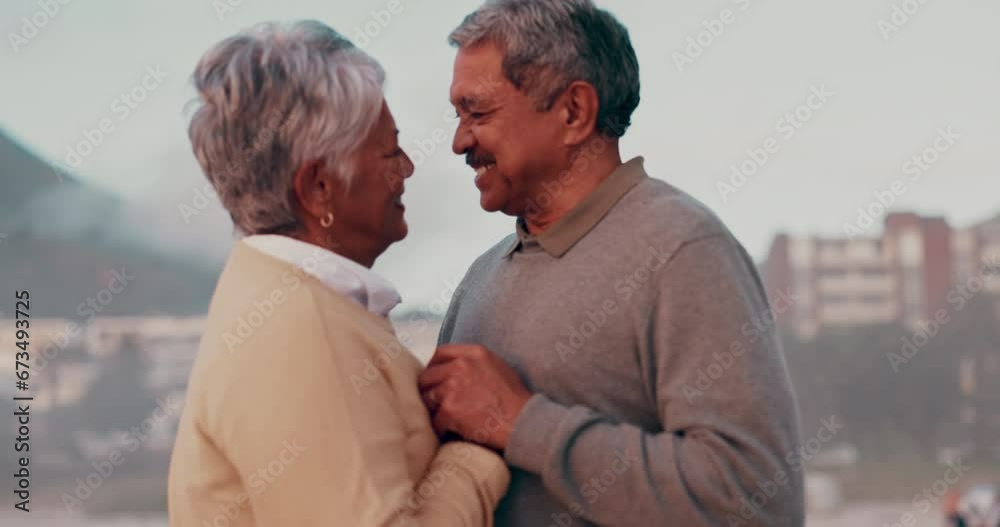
184, 245, 409, 423
195, 243, 401, 368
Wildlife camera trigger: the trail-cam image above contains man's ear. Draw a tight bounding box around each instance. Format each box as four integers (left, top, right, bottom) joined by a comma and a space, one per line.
293, 160, 342, 218
558, 81, 600, 147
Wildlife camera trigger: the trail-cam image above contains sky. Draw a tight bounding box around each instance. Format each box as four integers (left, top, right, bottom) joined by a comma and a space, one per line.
1, 0, 998, 308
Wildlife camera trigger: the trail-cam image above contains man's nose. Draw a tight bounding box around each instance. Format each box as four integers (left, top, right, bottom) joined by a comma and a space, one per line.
452, 121, 475, 156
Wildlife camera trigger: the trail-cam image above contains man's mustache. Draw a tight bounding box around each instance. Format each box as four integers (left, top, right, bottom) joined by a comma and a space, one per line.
465, 152, 496, 167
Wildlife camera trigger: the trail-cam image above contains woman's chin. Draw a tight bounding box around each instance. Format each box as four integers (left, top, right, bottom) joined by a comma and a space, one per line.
383, 205, 408, 242
390, 220, 409, 243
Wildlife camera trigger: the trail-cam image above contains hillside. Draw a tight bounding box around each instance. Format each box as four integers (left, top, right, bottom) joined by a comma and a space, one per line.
0, 130, 218, 318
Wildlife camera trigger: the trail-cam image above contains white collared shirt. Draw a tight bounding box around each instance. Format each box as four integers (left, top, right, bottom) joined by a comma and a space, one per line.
242, 234, 401, 317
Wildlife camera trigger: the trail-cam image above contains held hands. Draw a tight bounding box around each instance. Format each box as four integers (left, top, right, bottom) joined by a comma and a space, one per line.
418, 344, 533, 451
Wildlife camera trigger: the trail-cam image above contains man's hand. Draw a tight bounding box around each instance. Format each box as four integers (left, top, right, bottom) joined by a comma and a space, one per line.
418, 344, 533, 451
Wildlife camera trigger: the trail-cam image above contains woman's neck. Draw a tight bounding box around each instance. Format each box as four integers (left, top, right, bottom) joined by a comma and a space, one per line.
286, 229, 380, 269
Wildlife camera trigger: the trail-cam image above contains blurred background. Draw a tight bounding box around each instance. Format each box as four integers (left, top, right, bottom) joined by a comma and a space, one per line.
1, 0, 998, 525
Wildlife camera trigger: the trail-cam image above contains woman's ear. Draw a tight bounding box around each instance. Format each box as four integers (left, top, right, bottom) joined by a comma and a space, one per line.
293, 160, 342, 218
559, 81, 600, 147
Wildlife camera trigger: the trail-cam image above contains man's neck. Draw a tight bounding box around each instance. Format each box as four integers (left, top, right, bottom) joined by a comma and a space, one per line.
523, 146, 623, 234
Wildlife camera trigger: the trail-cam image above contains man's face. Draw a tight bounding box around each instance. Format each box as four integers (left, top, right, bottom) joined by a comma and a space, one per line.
449, 41, 564, 215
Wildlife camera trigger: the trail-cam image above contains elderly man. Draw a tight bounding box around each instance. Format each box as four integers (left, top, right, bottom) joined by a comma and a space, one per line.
417, 1, 805, 526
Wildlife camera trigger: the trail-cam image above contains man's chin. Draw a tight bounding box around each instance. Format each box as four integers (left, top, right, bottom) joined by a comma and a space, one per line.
479, 192, 509, 214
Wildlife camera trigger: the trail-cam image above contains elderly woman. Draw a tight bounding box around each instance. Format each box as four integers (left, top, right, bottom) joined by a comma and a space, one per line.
167, 21, 509, 526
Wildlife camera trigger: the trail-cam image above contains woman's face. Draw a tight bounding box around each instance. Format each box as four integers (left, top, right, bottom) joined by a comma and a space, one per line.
331, 102, 414, 255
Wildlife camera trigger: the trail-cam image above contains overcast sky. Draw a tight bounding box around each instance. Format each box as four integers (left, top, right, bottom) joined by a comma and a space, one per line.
2, 0, 998, 308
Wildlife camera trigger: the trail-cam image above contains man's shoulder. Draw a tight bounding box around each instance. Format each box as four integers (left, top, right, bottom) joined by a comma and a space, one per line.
466, 233, 517, 277
439, 233, 517, 343
616, 175, 732, 246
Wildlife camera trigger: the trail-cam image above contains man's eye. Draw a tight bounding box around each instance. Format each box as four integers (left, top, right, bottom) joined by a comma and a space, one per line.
455, 110, 487, 122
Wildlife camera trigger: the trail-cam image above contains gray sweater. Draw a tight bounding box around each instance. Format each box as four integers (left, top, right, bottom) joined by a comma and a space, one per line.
439, 158, 805, 527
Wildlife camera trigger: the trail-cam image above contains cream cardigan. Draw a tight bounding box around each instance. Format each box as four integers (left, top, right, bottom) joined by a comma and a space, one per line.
168, 241, 509, 526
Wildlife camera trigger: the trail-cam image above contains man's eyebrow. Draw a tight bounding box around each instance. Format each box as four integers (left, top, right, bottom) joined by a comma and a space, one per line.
453, 95, 487, 111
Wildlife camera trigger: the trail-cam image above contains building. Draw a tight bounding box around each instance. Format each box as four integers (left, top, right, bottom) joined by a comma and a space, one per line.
954, 212, 1000, 295
0, 316, 204, 410
763, 212, 1000, 337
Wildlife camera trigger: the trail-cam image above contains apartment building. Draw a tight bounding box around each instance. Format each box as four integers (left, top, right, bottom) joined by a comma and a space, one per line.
763, 212, 999, 337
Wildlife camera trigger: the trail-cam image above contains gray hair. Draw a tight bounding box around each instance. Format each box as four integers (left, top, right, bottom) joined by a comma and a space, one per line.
187, 20, 385, 235
449, 0, 639, 138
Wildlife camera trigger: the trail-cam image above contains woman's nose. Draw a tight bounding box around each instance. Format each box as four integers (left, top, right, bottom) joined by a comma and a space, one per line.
401, 151, 415, 179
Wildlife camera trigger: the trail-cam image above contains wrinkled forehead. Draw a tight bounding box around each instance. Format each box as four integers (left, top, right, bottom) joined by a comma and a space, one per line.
367, 101, 398, 144
449, 42, 510, 107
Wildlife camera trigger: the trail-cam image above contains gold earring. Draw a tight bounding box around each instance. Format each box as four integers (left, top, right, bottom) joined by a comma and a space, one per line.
320, 212, 334, 228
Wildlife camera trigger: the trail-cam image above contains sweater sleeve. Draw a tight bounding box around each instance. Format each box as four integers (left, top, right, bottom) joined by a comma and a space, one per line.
502, 234, 805, 527
208, 288, 509, 527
